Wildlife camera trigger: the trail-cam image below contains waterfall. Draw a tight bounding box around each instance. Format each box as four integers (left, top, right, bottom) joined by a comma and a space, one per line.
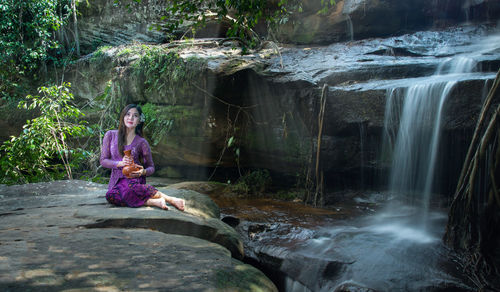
359, 122, 366, 189
345, 15, 354, 41
462, 0, 485, 23
382, 38, 495, 225
385, 82, 456, 219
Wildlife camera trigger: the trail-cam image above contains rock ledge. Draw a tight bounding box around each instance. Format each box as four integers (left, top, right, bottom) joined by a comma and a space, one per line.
0, 180, 277, 291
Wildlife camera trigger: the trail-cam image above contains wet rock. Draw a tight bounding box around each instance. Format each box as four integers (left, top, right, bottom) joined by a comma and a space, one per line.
233, 215, 474, 292
334, 281, 377, 292
221, 215, 241, 227
280, 253, 354, 289
366, 46, 425, 57
0, 180, 277, 291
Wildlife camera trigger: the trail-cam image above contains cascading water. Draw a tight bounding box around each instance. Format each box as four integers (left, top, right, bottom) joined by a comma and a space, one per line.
342, 0, 363, 41
384, 81, 456, 226
359, 122, 366, 188
345, 15, 354, 41
284, 63, 477, 291
382, 34, 497, 230
279, 29, 500, 292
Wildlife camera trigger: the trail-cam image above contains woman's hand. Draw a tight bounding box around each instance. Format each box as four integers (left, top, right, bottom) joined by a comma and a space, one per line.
116, 155, 133, 168
130, 165, 145, 178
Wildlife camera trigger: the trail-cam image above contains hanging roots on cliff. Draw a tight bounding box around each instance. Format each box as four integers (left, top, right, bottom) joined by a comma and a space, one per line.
444, 69, 500, 290
304, 84, 327, 206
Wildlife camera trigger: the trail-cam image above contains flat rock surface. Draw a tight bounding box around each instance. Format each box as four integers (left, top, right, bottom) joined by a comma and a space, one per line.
0, 180, 277, 292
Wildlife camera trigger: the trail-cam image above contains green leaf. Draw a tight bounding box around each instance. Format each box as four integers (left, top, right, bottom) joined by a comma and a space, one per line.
0, 82, 89, 184
227, 136, 234, 147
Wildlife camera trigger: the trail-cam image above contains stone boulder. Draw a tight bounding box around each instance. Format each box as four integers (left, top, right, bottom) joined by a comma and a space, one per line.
0, 180, 277, 291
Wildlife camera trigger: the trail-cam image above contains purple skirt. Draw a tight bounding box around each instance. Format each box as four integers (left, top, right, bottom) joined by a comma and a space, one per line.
106, 177, 157, 207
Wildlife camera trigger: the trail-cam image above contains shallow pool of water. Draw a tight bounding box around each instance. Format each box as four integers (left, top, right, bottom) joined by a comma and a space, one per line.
210, 192, 473, 291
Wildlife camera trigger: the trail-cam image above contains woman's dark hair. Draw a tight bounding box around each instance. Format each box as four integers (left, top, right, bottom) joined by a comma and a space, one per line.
118, 104, 144, 155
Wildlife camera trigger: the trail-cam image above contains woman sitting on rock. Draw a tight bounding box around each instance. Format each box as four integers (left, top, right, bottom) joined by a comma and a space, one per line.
100, 103, 185, 211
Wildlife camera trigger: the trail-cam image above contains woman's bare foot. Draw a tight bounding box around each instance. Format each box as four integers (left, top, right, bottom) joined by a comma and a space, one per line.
145, 198, 168, 210
156, 192, 185, 211
168, 197, 185, 211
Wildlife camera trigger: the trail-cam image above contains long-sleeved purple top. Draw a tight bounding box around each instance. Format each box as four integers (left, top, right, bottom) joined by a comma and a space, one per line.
100, 130, 155, 191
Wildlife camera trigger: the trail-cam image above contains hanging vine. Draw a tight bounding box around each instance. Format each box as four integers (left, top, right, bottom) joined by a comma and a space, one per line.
304, 84, 327, 206
192, 83, 258, 181
444, 69, 500, 290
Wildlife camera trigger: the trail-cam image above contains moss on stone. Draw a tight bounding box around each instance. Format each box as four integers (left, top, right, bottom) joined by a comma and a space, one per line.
131, 46, 207, 104
214, 262, 277, 291
245, 128, 310, 164
142, 103, 206, 142
90, 45, 113, 62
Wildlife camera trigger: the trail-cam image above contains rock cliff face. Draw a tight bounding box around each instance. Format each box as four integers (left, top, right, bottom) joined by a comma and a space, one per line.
72, 0, 500, 52
63, 22, 499, 196
76, 0, 169, 53
3, 0, 499, 195
275, 0, 500, 44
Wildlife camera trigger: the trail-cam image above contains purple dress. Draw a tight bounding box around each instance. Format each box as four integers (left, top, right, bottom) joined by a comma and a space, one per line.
100, 130, 157, 207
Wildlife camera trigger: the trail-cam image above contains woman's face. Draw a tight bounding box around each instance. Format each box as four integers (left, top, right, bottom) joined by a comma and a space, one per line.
124, 107, 140, 130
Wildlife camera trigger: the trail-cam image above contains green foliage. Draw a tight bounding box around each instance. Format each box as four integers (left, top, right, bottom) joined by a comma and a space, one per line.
318, 0, 337, 15
91, 79, 124, 131
161, 0, 269, 51
132, 46, 207, 100
114, 0, 335, 51
141, 104, 203, 138
116, 46, 140, 58
141, 103, 174, 146
226, 135, 241, 169
231, 169, 271, 196
70, 79, 123, 183
78, 172, 109, 184
274, 189, 303, 201
0, 0, 73, 100
91, 45, 113, 61
0, 82, 90, 184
